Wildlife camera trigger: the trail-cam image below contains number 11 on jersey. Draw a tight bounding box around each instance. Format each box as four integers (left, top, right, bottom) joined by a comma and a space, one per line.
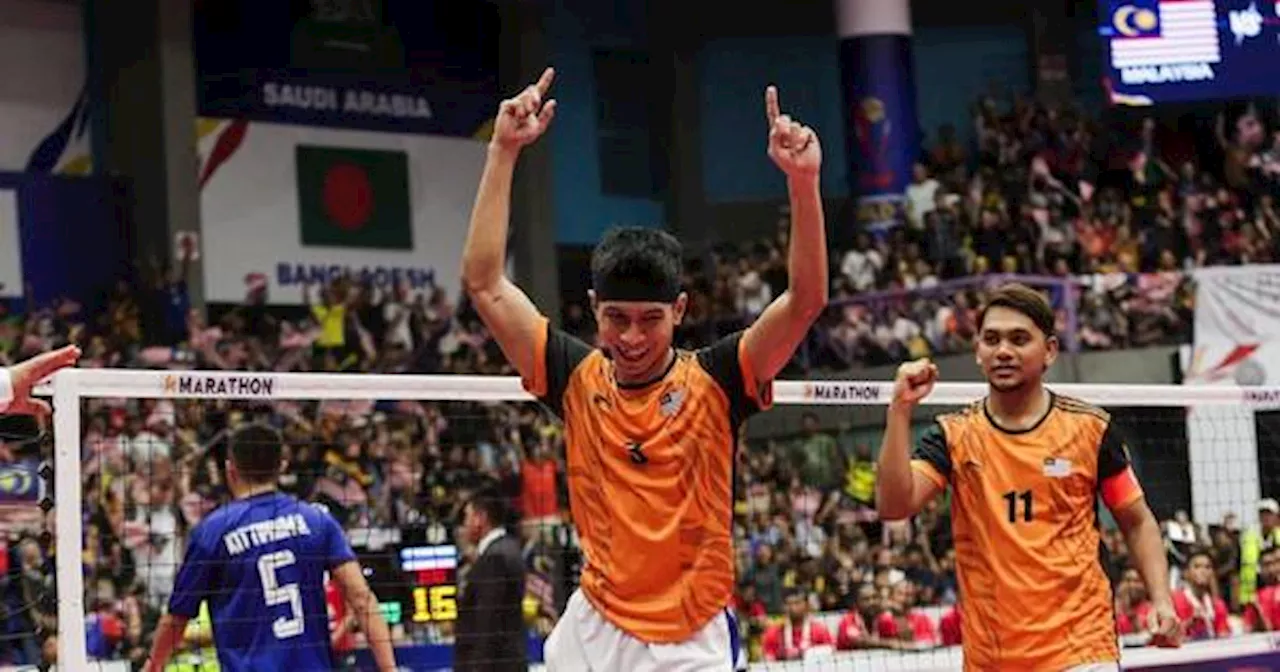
1004, 490, 1033, 523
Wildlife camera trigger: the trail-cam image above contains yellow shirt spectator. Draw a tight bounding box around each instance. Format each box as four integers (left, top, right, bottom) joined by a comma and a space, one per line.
311, 302, 346, 348
165, 601, 219, 672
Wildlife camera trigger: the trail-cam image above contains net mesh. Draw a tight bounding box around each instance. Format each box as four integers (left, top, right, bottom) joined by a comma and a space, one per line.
32, 371, 1280, 671
71, 394, 570, 672
0, 416, 56, 670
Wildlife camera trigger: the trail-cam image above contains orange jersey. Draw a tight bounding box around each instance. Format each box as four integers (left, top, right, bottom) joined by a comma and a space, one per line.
911, 394, 1144, 671
523, 318, 771, 643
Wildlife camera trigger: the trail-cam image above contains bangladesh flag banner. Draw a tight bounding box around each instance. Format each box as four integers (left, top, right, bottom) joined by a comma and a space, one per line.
296, 145, 412, 249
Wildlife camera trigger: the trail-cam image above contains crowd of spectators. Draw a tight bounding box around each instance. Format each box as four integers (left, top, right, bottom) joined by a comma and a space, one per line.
0, 92, 1279, 670
589, 98, 1280, 371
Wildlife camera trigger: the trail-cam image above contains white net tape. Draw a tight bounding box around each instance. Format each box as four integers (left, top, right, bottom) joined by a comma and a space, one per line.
42, 369, 1280, 670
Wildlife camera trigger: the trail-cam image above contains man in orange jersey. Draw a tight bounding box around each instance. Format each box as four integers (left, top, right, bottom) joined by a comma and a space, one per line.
460, 67, 827, 670
876, 284, 1180, 671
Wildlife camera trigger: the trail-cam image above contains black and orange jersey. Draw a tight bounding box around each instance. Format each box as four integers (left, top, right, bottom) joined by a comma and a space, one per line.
911, 393, 1144, 671
522, 317, 772, 643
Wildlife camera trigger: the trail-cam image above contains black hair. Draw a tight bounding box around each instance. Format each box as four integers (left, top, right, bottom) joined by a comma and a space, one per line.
978, 283, 1057, 339
590, 227, 683, 302
228, 424, 283, 485
467, 483, 510, 530
1185, 549, 1214, 569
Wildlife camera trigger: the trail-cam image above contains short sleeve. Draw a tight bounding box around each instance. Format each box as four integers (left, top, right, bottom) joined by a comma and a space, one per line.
0, 367, 10, 412
1099, 421, 1144, 512
910, 423, 951, 490
1098, 421, 1133, 480
521, 317, 593, 418
169, 525, 216, 618
322, 509, 357, 568
695, 331, 773, 428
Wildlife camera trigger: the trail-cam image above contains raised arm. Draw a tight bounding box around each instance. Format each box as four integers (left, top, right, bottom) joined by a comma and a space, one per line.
741, 86, 829, 384
877, 359, 946, 521
461, 67, 558, 382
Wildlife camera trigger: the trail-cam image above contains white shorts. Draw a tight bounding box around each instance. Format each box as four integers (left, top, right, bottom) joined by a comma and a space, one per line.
544, 589, 745, 672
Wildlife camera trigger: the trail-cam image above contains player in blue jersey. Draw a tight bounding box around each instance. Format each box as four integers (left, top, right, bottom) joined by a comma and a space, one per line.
142, 424, 396, 672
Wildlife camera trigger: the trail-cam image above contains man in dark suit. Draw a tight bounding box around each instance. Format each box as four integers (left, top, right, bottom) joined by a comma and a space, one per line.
455, 484, 527, 672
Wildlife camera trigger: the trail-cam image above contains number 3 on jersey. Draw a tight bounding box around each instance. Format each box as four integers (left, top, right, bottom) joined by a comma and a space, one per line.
258, 550, 305, 639
1004, 489, 1033, 523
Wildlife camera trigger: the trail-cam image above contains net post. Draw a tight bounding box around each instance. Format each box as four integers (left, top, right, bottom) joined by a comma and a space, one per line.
53, 368, 87, 670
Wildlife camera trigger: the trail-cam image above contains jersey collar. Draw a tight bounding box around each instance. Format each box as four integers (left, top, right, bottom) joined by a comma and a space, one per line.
983, 391, 1056, 435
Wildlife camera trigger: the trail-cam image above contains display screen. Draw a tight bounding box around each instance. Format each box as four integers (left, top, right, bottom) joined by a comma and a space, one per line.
1099, 0, 1279, 105
364, 544, 460, 625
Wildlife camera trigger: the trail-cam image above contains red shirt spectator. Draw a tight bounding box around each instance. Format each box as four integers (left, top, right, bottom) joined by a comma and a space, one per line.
1246, 585, 1280, 632
734, 591, 768, 622
877, 580, 939, 646
837, 584, 894, 651
520, 451, 559, 519
939, 607, 962, 646
761, 618, 834, 661
1115, 567, 1154, 636
762, 590, 834, 661
1174, 552, 1231, 641
1116, 601, 1153, 636
326, 577, 355, 654
875, 609, 938, 646
835, 610, 870, 650
1172, 588, 1230, 640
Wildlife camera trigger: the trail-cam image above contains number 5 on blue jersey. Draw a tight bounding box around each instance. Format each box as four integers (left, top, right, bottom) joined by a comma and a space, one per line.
147, 493, 391, 672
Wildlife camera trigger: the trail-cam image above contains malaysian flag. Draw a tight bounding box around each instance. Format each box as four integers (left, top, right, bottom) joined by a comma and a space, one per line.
1109, 0, 1221, 68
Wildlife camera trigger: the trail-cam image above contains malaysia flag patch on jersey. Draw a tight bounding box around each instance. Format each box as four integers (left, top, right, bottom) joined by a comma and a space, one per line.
1043, 457, 1073, 478
660, 388, 686, 417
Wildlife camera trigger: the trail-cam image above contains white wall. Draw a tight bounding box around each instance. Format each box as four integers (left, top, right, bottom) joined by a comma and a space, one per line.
0, 0, 85, 171
198, 121, 484, 304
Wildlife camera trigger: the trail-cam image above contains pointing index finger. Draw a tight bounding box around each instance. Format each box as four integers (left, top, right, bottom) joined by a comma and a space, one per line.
535, 67, 556, 97
765, 86, 780, 126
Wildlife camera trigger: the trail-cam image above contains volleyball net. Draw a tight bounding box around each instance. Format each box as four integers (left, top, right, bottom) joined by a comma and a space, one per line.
7, 369, 1280, 670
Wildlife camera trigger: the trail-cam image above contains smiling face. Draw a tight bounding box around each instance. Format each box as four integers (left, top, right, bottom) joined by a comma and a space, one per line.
976, 305, 1058, 392
591, 292, 687, 383
974, 285, 1059, 394
588, 227, 687, 384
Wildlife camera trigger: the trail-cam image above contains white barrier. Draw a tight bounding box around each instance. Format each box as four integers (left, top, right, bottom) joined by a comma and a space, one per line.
745, 632, 1280, 671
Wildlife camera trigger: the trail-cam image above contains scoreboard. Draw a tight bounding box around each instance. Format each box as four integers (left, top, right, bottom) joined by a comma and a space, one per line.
367, 545, 460, 627
401, 545, 460, 624
1100, 0, 1280, 105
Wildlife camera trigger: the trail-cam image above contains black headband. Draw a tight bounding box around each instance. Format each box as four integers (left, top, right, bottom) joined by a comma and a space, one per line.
592, 271, 680, 303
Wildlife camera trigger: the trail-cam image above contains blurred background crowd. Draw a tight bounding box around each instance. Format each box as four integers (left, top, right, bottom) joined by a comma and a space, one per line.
1, 92, 1279, 668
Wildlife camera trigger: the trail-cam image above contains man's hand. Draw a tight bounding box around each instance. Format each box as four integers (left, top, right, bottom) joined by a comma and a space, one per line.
765, 86, 822, 178
492, 67, 557, 151
1147, 597, 1182, 648
891, 358, 938, 410
6, 345, 80, 416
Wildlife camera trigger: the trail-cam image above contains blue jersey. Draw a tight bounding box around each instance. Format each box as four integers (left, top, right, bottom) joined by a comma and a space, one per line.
168, 491, 357, 671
